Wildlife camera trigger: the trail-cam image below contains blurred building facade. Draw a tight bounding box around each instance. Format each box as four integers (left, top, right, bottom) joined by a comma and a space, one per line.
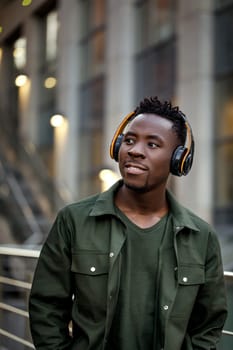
0, 0, 232, 267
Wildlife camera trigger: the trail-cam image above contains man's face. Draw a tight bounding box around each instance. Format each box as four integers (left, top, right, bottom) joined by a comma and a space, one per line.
118, 113, 180, 193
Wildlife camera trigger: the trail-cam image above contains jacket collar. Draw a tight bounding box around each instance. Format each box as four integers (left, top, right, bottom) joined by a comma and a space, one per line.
89, 180, 122, 217
90, 180, 199, 232
166, 190, 200, 232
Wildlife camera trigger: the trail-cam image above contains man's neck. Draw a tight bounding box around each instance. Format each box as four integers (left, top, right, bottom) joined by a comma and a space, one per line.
115, 184, 169, 228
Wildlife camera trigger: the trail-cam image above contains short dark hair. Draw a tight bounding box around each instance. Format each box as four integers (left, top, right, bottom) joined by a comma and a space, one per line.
134, 96, 186, 144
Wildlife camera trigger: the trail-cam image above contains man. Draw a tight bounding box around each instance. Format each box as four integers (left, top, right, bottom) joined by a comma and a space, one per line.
29, 96, 227, 350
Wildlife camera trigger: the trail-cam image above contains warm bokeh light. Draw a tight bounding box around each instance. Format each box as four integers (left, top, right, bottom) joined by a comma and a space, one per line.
50, 114, 66, 128
44, 76, 57, 89
13, 47, 25, 59
99, 169, 120, 191
15, 74, 28, 87
13, 38, 27, 69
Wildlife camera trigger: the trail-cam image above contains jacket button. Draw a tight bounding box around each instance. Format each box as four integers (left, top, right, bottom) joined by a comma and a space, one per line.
183, 277, 188, 282
90, 266, 96, 272
163, 305, 169, 310
109, 252, 114, 258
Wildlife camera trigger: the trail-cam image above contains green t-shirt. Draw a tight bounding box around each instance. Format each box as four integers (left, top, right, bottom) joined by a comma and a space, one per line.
107, 209, 170, 350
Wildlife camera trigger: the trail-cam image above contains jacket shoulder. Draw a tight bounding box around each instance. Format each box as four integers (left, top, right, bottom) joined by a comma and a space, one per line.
185, 208, 214, 232
60, 193, 100, 217
167, 190, 215, 235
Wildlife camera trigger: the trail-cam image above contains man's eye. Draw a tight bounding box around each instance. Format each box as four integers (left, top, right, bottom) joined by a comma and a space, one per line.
124, 138, 134, 145
148, 142, 159, 148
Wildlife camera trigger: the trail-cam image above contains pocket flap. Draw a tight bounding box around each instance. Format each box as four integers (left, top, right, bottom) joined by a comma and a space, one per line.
178, 265, 205, 285
71, 251, 109, 275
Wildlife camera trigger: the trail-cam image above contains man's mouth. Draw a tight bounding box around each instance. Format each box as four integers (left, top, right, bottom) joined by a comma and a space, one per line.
124, 162, 148, 175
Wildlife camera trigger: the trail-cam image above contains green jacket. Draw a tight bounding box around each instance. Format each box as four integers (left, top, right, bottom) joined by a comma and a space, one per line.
29, 180, 227, 350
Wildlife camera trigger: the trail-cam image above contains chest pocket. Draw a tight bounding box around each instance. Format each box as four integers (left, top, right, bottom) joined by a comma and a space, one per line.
71, 251, 109, 275
170, 264, 205, 318
71, 251, 109, 311
177, 264, 205, 285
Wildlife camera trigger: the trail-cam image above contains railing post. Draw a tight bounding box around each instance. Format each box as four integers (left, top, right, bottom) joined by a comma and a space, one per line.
0, 254, 2, 327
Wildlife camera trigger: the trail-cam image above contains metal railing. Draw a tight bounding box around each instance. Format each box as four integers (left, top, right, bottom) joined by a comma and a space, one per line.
0, 246, 40, 349
0, 245, 233, 349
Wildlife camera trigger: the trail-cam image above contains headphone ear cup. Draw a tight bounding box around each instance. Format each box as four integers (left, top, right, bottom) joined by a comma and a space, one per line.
182, 140, 194, 175
113, 134, 124, 161
182, 153, 192, 175
170, 146, 185, 176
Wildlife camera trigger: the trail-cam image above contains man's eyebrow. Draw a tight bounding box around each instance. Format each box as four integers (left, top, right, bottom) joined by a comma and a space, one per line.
124, 131, 165, 142
123, 131, 136, 137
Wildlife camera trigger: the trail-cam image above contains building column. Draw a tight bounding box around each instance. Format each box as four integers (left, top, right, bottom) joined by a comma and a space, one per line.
23, 17, 45, 146
0, 45, 16, 135
176, 0, 214, 222
103, 0, 136, 172
55, 0, 80, 201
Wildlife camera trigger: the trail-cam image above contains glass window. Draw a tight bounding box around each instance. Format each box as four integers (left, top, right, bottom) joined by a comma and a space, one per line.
216, 143, 233, 207
80, 0, 105, 32
80, 0, 106, 82
214, 6, 233, 76
136, 0, 176, 51
135, 40, 176, 101
214, 78, 233, 209
135, 0, 176, 102
35, 9, 58, 175
214, 0, 233, 10
91, 0, 106, 28
214, 4, 233, 225
79, 0, 106, 196
79, 76, 105, 196
83, 30, 105, 80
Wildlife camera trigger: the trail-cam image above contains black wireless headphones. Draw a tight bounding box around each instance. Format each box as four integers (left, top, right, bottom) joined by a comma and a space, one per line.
109, 111, 195, 177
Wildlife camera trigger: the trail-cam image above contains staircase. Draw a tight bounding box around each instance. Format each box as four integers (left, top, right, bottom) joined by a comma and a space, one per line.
0, 132, 66, 245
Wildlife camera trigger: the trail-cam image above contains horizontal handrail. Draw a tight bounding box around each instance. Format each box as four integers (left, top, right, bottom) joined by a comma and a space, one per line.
222, 329, 233, 336
0, 302, 28, 318
0, 276, 32, 289
0, 245, 40, 258
224, 271, 233, 278
0, 328, 34, 349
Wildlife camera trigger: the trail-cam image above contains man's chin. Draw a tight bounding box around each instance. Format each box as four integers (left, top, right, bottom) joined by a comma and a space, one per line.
125, 182, 149, 194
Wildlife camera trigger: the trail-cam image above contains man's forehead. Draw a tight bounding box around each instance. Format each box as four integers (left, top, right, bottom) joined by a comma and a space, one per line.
125, 113, 173, 132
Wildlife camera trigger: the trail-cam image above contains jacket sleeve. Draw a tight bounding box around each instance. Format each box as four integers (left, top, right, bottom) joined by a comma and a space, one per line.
29, 210, 74, 350
187, 229, 228, 350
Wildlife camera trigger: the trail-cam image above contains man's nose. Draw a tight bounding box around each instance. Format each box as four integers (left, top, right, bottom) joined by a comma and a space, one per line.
128, 143, 145, 158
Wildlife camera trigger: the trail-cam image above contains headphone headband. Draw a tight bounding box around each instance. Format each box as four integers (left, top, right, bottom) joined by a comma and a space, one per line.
109, 111, 194, 176
109, 111, 135, 160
